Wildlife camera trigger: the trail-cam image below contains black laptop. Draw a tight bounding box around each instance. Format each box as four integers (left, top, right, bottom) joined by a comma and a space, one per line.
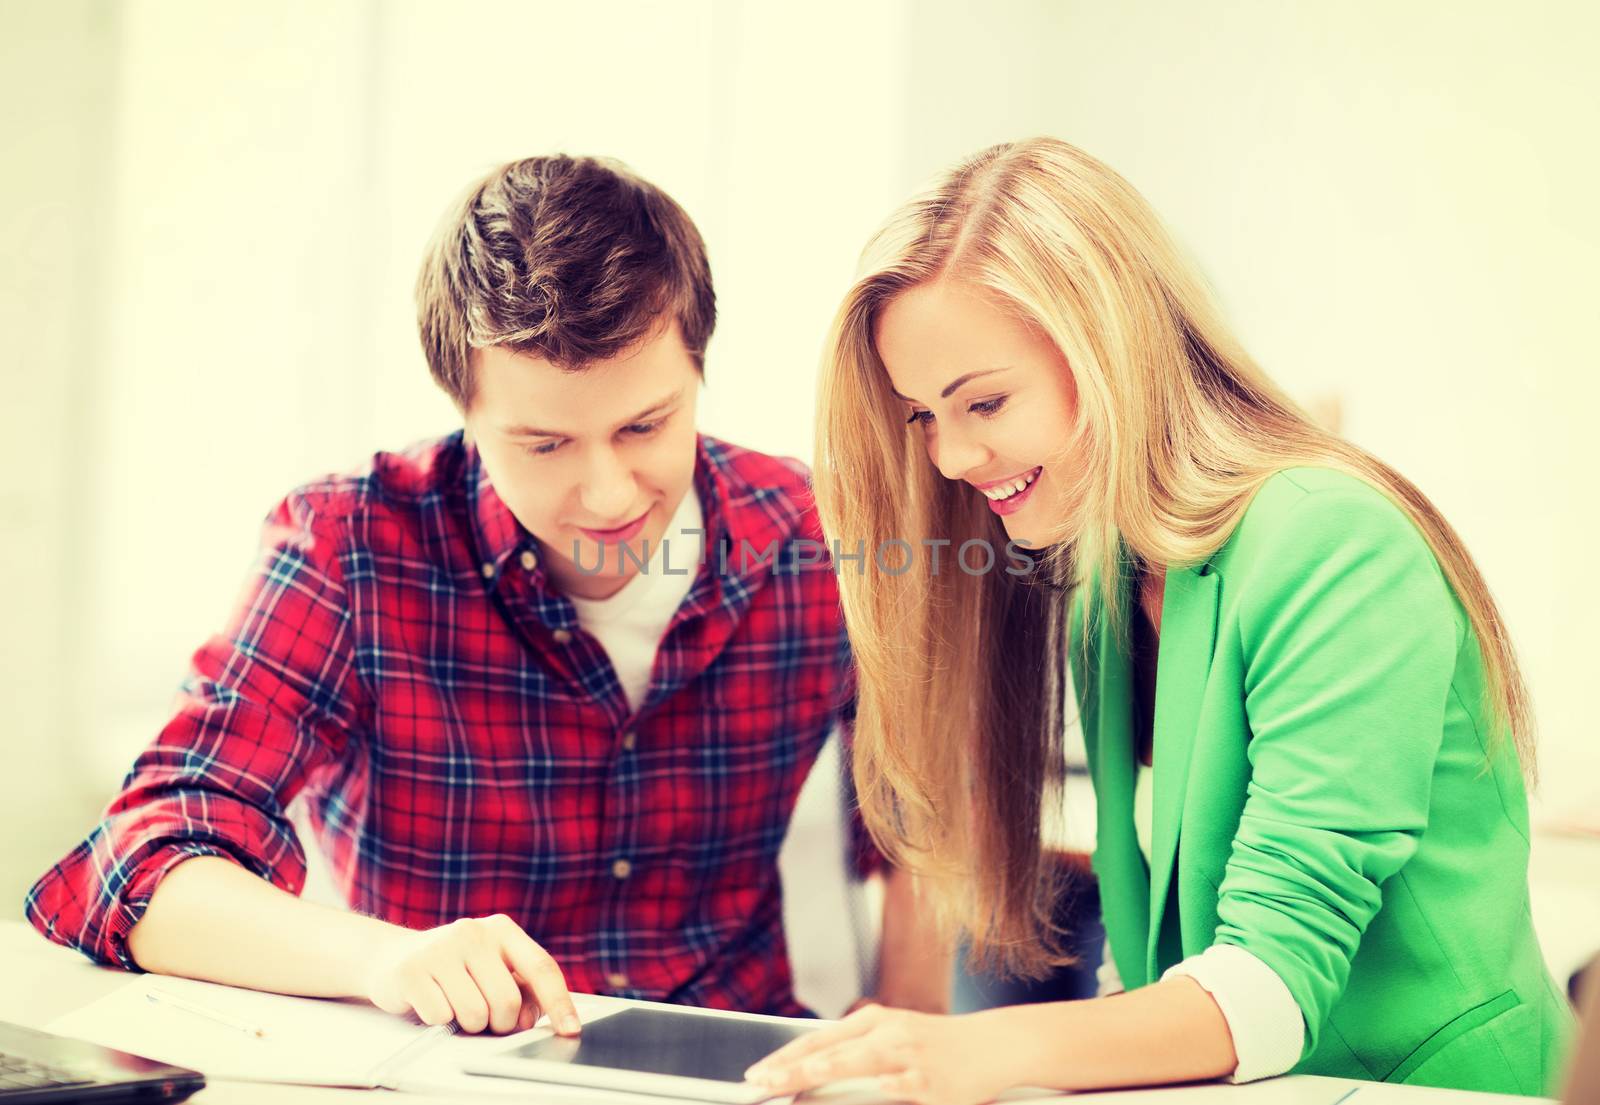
0, 1020, 202, 1103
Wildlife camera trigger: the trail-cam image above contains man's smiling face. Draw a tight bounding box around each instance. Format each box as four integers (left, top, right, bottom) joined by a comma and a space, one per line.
464, 321, 701, 600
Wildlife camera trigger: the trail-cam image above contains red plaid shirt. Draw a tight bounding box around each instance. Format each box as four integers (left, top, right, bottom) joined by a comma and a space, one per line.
27, 432, 865, 1016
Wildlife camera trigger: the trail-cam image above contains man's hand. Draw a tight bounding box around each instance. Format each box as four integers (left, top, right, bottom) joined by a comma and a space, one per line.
362, 914, 582, 1036
126, 858, 584, 1037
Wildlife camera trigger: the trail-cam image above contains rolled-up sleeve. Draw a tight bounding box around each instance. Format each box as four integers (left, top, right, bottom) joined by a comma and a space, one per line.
24, 491, 365, 968
1163, 942, 1306, 1081
1213, 485, 1462, 1058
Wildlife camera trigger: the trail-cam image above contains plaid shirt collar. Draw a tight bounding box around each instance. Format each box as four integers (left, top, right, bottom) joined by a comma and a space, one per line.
464, 432, 809, 634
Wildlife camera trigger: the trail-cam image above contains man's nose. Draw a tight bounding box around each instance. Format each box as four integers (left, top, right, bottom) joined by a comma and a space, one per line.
578, 448, 639, 520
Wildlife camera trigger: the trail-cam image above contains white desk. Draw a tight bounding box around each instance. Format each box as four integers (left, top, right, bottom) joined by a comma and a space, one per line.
0, 921, 1548, 1104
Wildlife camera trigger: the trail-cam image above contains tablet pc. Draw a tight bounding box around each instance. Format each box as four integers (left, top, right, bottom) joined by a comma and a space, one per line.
463, 1004, 817, 1103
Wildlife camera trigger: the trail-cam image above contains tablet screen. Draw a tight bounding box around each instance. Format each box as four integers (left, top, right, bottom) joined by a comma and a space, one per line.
502, 1008, 816, 1085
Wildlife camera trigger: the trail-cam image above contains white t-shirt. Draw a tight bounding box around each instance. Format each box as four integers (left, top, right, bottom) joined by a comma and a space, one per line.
566, 488, 704, 714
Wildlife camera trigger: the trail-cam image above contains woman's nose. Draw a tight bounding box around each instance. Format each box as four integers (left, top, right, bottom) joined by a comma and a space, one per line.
931, 424, 992, 483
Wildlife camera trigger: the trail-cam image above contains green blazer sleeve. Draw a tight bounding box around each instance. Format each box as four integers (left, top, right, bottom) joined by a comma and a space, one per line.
1218, 484, 1464, 1056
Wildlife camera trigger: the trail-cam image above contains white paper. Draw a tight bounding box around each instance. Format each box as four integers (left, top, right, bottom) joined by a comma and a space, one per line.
44, 973, 451, 1088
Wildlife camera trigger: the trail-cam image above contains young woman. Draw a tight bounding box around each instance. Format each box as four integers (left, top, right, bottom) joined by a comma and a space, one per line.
746, 138, 1571, 1101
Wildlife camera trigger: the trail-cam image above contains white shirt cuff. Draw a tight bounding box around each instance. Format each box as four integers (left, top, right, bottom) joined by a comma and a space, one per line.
1160, 943, 1306, 1083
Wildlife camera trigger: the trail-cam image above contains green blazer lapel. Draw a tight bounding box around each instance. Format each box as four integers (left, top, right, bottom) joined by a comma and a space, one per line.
1080, 579, 1152, 988
1145, 565, 1221, 972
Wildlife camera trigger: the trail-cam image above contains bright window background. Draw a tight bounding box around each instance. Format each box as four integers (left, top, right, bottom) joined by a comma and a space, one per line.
5, 1, 1597, 986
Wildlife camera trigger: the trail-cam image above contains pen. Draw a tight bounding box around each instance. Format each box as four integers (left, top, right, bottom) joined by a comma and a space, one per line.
145, 989, 269, 1038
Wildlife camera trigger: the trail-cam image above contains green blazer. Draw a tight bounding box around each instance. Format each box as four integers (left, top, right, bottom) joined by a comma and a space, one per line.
1069, 468, 1572, 1096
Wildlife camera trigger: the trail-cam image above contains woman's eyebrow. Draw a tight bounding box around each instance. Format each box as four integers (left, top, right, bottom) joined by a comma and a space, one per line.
890, 367, 1011, 402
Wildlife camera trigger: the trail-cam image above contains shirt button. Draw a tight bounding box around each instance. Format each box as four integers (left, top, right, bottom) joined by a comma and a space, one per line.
551, 628, 573, 644
606, 972, 630, 990
519, 549, 538, 572
480, 562, 496, 579
611, 858, 632, 880
621, 730, 637, 751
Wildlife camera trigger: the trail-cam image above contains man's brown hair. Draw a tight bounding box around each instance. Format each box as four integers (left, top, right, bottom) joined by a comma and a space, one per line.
416, 155, 716, 406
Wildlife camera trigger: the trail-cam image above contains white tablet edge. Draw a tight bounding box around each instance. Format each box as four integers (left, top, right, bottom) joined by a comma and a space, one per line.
464, 1051, 774, 1104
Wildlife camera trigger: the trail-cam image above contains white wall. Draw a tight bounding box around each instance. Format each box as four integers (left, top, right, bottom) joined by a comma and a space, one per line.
3, 1, 1596, 925
954, 0, 1600, 816
0, 0, 120, 911
81, 1, 383, 765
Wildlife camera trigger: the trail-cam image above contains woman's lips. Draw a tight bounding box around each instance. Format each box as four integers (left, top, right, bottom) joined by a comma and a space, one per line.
577, 508, 652, 544
985, 467, 1042, 517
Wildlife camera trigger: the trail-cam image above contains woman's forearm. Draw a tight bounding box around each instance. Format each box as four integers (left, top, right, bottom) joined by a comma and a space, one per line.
875, 866, 955, 1012
981, 976, 1239, 1091
126, 856, 408, 998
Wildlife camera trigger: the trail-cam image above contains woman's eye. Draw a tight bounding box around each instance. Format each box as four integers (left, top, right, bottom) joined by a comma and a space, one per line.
906, 397, 1005, 426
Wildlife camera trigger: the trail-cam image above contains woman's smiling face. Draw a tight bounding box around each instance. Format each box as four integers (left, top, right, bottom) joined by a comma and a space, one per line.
874, 277, 1081, 547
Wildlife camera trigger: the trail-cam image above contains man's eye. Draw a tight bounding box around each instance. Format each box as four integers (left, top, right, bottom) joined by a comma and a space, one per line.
969, 396, 1008, 417
623, 419, 665, 437
524, 441, 563, 457
905, 409, 934, 426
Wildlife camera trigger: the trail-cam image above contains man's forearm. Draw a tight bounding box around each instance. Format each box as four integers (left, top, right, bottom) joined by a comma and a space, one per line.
873, 865, 955, 1013
126, 856, 406, 998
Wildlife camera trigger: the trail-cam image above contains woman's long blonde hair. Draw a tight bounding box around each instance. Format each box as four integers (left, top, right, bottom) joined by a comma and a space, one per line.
816, 137, 1535, 978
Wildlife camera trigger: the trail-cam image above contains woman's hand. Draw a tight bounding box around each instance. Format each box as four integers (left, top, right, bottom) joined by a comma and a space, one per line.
361, 914, 582, 1036
745, 1003, 1015, 1105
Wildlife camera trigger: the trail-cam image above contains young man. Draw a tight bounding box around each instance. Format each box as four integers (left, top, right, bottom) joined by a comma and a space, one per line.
26, 156, 948, 1035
